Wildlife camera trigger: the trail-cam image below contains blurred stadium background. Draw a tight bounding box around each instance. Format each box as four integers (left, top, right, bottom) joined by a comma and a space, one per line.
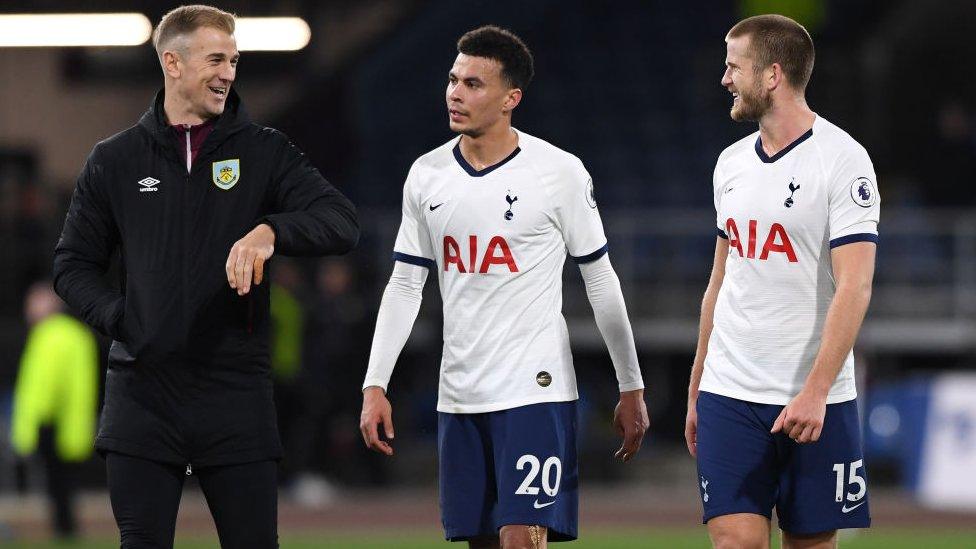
1, 0, 975, 547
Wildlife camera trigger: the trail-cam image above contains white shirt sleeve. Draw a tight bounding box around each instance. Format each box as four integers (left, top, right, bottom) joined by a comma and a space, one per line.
828, 146, 880, 247
578, 254, 644, 392
392, 162, 437, 268
714, 161, 729, 237
361, 261, 429, 392
552, 160, 609, 262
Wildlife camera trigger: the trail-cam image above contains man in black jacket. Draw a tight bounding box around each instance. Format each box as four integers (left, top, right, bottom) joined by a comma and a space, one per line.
52, 5, 358, 548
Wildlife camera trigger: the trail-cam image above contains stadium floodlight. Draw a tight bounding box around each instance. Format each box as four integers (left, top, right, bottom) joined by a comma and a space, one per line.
234, 17, 311, 51
0, 13, 152, 47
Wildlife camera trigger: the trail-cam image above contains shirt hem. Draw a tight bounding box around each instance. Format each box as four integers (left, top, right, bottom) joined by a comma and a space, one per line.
436, 393, 579, 414
698, 384, 857, 405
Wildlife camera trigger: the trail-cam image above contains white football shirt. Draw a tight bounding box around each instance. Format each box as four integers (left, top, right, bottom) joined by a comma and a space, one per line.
392, 129, 624, 413
701, 115, 880, 405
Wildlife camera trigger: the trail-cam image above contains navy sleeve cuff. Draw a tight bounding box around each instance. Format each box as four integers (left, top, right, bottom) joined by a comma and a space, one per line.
571, 243, 609, 264
829, 233, 878, 249
392, 251, 436, 270
717, 228, 728, 239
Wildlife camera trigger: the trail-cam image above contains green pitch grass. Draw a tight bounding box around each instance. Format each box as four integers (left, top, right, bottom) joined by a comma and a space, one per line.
9, 528, 976, 548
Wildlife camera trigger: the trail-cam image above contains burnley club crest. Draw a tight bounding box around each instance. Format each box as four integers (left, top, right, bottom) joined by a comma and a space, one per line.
212, 159, 241, 190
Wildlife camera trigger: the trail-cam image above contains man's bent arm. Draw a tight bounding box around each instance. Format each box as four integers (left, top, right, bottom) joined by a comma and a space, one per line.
258, 133, 359, 256
362, 261, 429, 392
53, 150, 125, 340
801, 242, 875, 396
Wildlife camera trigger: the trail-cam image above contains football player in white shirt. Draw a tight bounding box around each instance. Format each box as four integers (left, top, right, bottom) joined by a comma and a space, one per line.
685, 14, 878, 549
359, 26, 647, 547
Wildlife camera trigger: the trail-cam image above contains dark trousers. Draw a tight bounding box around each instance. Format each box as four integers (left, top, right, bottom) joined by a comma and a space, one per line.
105, 452, 278, 549
37, 427, 77, 538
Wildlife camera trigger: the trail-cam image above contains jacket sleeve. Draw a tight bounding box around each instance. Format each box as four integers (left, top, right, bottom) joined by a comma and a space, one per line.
258, 133, 359, 256
52, 149, 125, 340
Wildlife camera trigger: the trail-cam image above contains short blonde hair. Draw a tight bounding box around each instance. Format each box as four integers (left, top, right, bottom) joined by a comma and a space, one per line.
153, 5, 235, 56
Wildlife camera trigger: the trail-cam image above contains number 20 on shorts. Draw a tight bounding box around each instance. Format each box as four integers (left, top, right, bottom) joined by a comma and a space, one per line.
515, 455, 562, 497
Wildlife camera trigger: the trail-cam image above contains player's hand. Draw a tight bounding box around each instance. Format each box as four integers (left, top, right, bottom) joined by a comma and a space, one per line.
684, 396, 698, 457
771, 389, 827, 444
360, 386, 395, 456
225, 223, 275, 296
613, 389, 649, 462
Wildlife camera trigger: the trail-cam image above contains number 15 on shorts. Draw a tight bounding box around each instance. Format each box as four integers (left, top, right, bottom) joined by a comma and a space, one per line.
832, 459, 867, 504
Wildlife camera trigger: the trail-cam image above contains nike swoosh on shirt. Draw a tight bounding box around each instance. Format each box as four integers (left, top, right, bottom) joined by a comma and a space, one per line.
533, 500, 556, 509
429, 202, 445, 211
841, 501, 865, 513
724, 187, 735, 194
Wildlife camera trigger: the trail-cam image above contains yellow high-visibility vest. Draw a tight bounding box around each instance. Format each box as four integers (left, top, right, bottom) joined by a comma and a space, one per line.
270, 284, 303, 382
11, 313, 98, 462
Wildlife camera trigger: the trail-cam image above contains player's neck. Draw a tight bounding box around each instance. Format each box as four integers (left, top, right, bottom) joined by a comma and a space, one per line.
757, 98, 815, 156
458, 125, 519, 171
163, 88, 209, 127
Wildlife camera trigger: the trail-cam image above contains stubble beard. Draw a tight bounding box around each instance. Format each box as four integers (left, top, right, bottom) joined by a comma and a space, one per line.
454, 120, 484, 138
730, 84, 771, 122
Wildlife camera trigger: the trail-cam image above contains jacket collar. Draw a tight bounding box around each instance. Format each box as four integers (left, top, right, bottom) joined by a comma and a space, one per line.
138, 88, 251, 163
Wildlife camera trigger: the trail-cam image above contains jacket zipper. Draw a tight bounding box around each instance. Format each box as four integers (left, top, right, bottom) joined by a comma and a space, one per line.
184, 135, 194, 466
184, 127, 192, 171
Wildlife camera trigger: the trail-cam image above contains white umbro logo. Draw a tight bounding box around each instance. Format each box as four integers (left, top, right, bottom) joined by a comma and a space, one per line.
138, 177, 160, 193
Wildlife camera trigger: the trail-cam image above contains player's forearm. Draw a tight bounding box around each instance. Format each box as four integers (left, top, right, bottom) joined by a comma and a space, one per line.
688, 295, 716, 401
579, 255, 643, 391
260, 191, 360, 256
689, 272, 724, 401
690, 239, 728, 401
804, 280, 872, 396
361, 263, 427, 392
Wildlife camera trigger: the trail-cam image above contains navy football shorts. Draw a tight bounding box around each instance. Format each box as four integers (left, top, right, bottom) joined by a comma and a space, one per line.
696, 391, 871, 534
438, 401, 578, 542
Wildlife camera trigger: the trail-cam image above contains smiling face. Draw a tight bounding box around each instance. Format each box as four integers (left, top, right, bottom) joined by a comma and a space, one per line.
446, 53, 521, 137
164, 26, 239, 121
721, 35, 771, 122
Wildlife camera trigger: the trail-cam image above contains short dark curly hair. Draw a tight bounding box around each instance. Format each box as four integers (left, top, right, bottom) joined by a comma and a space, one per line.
457, 25, 534, 90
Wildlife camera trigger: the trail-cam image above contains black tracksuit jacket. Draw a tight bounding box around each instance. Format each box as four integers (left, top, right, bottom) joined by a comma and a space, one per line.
53, 89, 359, 467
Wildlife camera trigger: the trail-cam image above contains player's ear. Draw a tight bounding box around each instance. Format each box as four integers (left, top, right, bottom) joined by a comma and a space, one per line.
162, 50, 182, 79
766, 62, 783, 91
503, 88, 522, 114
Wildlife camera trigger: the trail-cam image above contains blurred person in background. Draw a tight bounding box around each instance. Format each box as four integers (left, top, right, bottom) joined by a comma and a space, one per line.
268, 259, 308, 488
10, 281, 98, 540
52, 5, 358, 548
927, 99, 976, 207
282, 258, 372, 503
685, 14, 879, 549
360, 26, 647, 547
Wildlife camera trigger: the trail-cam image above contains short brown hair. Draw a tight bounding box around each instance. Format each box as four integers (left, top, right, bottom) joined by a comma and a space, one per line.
153, 5, 235, 56
727, 14, 815, 91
